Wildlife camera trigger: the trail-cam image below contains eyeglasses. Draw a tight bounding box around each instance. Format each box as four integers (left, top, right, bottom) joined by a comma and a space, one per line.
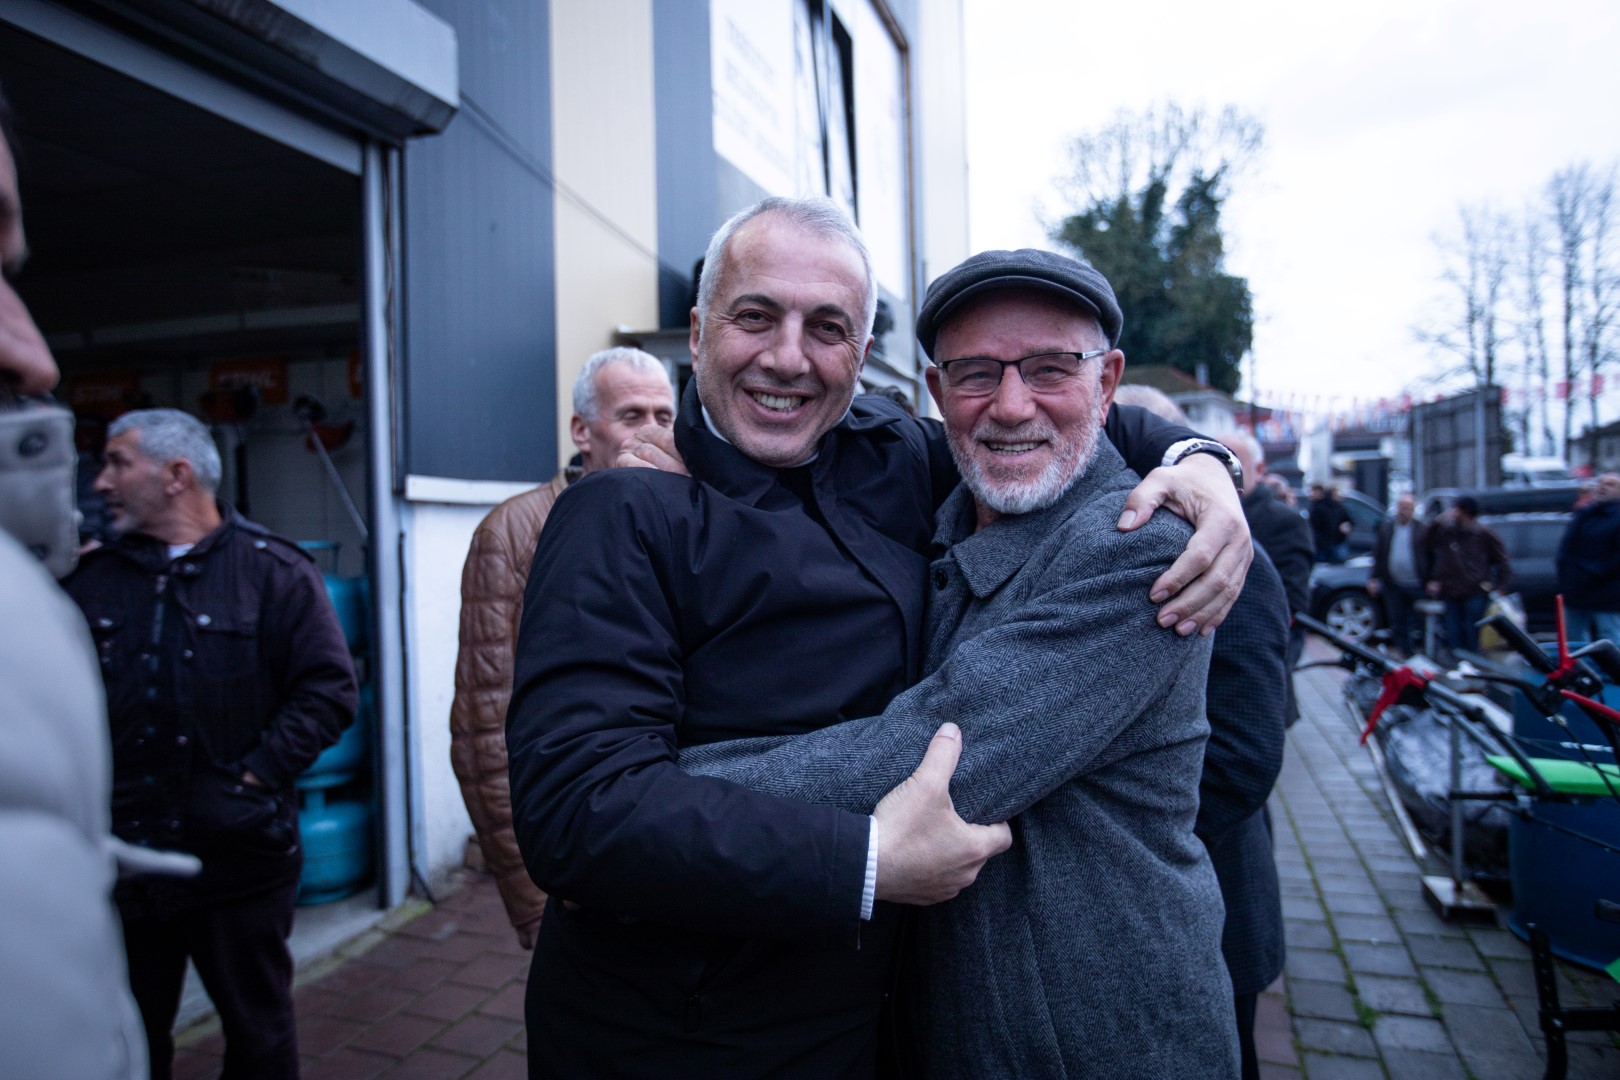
934, 350, 1108, 396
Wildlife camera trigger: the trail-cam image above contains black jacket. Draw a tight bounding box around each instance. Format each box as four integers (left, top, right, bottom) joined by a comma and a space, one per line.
1371, 517, 1429, 592
1241, 484, 1313, 616
506, 383, 1194, 1079
64, 505, 356, 900
1198, 547, 1289, 995
1557, 500, 1620, 611
1308, 496, 1351, 552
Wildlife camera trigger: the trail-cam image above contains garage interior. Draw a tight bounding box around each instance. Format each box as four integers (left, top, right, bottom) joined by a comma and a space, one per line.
2, 20, 382, 924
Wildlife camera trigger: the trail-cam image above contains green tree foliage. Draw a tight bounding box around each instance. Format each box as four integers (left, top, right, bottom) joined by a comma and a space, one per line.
1050, 105, 1261, 394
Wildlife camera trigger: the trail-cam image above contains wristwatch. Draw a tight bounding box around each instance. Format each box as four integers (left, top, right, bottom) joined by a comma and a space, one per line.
1161, 437, 1244, 490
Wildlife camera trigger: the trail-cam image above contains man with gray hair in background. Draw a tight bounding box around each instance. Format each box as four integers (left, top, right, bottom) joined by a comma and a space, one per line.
64, 407, 357, 1080
450, 346, 674, 949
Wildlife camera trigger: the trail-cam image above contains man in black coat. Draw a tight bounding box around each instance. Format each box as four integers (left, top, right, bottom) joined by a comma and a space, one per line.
1558, 473, 1620, 644
66, 408, 356, 1080
1199, 548, 1290, 1080
1122, 395, 1290, 1078
1221, 429, 1313, 722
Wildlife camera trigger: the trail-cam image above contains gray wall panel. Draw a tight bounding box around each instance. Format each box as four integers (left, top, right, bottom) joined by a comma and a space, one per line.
402, 0, 555, 481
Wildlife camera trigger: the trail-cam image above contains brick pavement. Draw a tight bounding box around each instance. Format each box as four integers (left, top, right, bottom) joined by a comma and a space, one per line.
1256, 640, 1620, 1079
169, 641, 1620, 1079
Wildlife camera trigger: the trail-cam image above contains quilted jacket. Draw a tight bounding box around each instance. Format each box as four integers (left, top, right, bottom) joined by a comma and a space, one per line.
450, 470, 571, 946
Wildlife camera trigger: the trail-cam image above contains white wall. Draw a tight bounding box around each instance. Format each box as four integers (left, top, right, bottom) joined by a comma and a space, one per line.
549, 0, 660, 467
399, 495, 509, 888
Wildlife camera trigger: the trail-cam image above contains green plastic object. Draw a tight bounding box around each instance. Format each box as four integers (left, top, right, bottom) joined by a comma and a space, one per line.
1607, 954, 1620, 986
1487, 755, 1620, 796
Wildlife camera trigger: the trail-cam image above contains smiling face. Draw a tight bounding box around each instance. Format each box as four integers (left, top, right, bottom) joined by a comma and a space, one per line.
926, 289, 1123, 527
690, 213, 872, 467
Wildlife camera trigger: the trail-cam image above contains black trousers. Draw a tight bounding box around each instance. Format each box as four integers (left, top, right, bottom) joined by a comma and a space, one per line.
1234, 991, 1259, 1080
122, 876, 301, 1080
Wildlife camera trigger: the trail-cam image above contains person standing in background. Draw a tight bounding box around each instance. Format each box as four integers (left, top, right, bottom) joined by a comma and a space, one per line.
1557, 472, 1620, 645
1369, 494, 1427, 657
1422, 495, 1510, 658
449, 347, 674, 949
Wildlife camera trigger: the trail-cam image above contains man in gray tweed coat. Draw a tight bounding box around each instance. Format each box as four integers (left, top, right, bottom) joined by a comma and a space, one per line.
683, 249, 1238, 1078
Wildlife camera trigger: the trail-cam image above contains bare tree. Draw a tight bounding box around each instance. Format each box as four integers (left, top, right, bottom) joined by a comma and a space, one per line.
1581, 168, 1618, 433
1549, 165, 1590, 453
1424, 163, 1620, 461
1514, 209, 1554, 455
1416, 204, 1512, 388
1052, 102, 1263, 213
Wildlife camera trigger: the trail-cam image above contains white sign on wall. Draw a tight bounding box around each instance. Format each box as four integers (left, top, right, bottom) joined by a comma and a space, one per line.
850, 1, 908, 298
710, 0, 911, 301
710, 0, 794, 196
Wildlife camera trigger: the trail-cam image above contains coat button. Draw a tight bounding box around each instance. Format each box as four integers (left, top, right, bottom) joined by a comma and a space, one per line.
933, 568, 948, 589
97, 617, 113, 629
196, 613, 211, 626
182, 649, 194, 660
176, 735, 188, 747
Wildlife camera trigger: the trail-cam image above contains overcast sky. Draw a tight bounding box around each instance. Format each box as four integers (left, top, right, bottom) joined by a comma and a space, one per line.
962, 0, 1620, 418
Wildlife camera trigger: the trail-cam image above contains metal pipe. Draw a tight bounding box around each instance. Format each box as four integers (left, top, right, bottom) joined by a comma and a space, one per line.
362, 140, 411, 907
1448, 712, 1466, 891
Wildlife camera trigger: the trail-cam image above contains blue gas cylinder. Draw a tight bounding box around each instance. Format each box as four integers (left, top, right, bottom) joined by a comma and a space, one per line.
298, 789, 374, 905
298, 541, 369, 654
300, 683, 373, 790
326, 574, 369, 656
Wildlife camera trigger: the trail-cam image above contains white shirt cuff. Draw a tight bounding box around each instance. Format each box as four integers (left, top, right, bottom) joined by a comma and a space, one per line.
860, 816, 878, 921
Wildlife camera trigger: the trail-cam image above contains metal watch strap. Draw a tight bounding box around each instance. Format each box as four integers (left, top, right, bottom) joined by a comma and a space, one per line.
1162, 437, 1244, 489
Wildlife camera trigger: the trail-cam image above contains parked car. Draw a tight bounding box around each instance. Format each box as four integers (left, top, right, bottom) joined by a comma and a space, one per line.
1307, 512, 1570, 644
1418, 484, 1583, 520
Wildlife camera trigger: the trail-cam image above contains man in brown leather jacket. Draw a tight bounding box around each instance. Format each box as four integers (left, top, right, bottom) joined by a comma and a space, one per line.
449, 347, 675, 947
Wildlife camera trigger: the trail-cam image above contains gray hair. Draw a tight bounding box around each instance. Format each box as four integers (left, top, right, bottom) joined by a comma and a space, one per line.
108, 408, 222, 493
1112, 384, 1188, 426
572, 347, 669, 421
695, 196, 877, 340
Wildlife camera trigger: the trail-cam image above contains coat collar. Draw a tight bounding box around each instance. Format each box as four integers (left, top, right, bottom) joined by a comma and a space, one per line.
933, 439, 1129, 599
673, 379, 909, 503
106, 500, 244, 570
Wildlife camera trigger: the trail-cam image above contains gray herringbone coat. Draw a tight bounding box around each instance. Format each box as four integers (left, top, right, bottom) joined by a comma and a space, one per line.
683, 442, 1238, 1079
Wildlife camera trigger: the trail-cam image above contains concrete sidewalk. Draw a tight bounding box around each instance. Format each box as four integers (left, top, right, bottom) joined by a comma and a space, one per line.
172, 646, 1620, 1079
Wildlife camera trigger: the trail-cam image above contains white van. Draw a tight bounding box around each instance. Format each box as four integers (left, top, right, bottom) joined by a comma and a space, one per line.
1501, 454, 1574, 488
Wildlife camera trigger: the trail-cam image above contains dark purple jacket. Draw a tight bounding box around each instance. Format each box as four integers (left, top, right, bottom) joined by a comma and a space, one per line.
64, 504, 355, 899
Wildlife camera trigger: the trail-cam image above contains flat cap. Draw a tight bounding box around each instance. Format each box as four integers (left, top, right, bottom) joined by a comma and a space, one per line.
915, 248, 1123, 359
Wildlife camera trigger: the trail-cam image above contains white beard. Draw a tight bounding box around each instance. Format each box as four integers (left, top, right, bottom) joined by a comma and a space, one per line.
952, 409, 1102, 517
